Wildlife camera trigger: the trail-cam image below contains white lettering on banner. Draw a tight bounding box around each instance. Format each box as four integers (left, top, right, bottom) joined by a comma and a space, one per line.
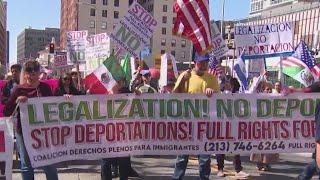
234, 22, 294, 56
20, 93, 317, 168
54, 52, 68, 68
110, 1, 158, 58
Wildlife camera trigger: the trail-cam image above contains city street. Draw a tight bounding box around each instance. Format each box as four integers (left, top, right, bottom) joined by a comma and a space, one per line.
12, 153, 317, 179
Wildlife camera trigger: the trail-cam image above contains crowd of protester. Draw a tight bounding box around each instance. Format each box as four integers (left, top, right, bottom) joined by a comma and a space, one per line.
0, 52, 318, 180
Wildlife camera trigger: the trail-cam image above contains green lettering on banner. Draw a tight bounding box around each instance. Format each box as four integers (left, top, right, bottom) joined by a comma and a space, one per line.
167, 99, 182, 118
107, 100, 114, 119
257, 99, 271, 118
159, 99, 166, 118
114, 99, 128, 119
300, 98, 314, 117
216, 99, 233, 118
28, 104, 42, 124
58, 102, 74, 121
273, 99, 286, 118
184, 99, 200, 118
75, 101, 92, 120
129, 99, 145, 118
93, 101, 107, 120
143, 99, 157, 118
286, 99, 300, 117
43, 103, 58, 123
234, 99, 250, 118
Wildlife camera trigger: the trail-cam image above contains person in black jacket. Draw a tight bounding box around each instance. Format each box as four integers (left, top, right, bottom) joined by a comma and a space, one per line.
2, 64, 21, 104
54, 73, 79, 96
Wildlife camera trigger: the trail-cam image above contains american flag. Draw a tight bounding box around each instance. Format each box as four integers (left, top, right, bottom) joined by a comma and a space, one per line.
173, 0, 212, 53
282, 41, 320, 77
208, 53, 223, 76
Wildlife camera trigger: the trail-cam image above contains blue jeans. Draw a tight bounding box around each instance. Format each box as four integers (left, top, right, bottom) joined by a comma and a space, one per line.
101, 157, 130, 180
298, 159, 320, 180
16, 133, 58, 180
172, 155, 211, 180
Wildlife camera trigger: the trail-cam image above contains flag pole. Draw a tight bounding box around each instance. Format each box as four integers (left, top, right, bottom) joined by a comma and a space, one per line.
221, 0, 226, 75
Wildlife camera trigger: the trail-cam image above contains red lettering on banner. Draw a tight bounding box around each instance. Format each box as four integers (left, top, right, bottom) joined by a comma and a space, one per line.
75, 125, 85, 143
197, 121, 234, 140
86, 124, 95, 143
31, 129, 42, 149
31, 126, 71, 149
238, 121, 290, 140
96, 124, 105, 143
116, 123, 126, 141
293, 120, 315, 139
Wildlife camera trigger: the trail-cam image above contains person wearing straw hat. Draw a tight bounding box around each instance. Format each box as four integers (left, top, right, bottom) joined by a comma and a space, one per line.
172, 52, 220, 180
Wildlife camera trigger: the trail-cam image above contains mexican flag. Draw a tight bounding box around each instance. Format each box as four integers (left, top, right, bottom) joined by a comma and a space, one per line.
120, 54, 131, 84
85, 55, 125, 94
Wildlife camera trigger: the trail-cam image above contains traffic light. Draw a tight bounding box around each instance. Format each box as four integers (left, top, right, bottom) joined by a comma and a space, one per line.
49, 43, 55, 54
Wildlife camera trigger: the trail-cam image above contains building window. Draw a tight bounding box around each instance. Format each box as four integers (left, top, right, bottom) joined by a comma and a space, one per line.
90, 8, 96, 16
181, 40, 186, 48
163, 5, 167, 12
171, 39, 176, 47
114, 0, 119, 7
91, 0, 96, 4
90, 21, 95, 28
114, 11, 119, 19
161, 50, 165, 54
129, 0, 134, 6
113, 23, 117, 29
171, 51, 175, 56
161, 39, 166, 46
181, 51, 186, 58
102, 22, 107, 29
173, 17, 176, 24
102, 0, 108, 5
162, 16, 167, 24
102, 10, 107, 17
162, 28, 166, 35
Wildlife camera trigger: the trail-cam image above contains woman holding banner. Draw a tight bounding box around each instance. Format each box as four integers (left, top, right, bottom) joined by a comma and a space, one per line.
4, 60, 59, 180
250, 82, 279, 171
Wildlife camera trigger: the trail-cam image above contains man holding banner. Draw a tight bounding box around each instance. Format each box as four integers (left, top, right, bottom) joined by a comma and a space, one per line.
172, 52, 219, 180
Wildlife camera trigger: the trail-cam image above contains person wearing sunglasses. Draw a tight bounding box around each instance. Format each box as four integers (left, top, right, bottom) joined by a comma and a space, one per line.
54, 73, 79, 96
4, 60, 59, 180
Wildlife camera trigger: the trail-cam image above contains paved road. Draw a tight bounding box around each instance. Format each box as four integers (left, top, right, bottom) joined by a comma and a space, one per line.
12, 153, 317, 179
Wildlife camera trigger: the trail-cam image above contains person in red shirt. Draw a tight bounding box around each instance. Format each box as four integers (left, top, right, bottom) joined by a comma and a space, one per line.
4, 60, 58, 180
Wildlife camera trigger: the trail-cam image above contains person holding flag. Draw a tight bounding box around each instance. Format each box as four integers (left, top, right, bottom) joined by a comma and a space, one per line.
172, 52, 219, 180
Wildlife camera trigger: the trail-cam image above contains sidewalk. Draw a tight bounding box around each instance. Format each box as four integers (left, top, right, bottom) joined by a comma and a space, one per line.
12, 154, 316, 180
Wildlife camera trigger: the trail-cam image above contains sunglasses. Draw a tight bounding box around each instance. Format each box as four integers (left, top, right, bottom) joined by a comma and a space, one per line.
63, 77, 71, 81
71, 72, 78, 76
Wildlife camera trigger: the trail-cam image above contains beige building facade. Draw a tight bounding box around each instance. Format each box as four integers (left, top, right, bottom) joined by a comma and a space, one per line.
60, 0, 132, 51
138, 0, 192, 64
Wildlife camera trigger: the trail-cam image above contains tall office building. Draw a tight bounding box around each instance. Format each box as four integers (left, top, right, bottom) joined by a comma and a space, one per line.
138, 0, 192, 63
61, 0, 192, 64
60, 0, 134, 50
0, 0, 7, 69
17, 28, 60, 64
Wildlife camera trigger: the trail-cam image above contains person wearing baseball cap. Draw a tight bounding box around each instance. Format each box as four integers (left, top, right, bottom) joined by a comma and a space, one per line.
172, 52, 220, 180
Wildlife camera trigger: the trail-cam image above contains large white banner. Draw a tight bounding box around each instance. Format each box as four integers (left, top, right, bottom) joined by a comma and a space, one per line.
110, 1, 158, 58
85, 33, 111, 74
66, 30, 88, 64
211, 22, 229, 59
0, 118, 14, 180
20, 93, 318, 168
234, 22, 294, 56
